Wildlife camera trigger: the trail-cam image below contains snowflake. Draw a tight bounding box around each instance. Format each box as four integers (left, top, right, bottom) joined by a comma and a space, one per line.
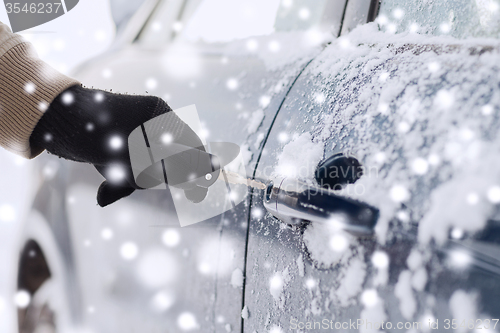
448, 250, 472, 269
94, 30, 107, 42
86, 123, 95, 131
396, 210, 410, 222
314, 92, 325, 104
451, 227, 464, 239
378, 102, 389, 114
53, 38, 65, 51
411, 158, 429, 175
329, 233, 348, 252
150, 290, 175, 312
161, 133, 173, 145
177, 312, 198, 331
374, 152, 386, 164
386, 23, 397, 34
269, 325, 283, 333
226, 78, 239, 90
372, 251, 389, 269
377, 15, 388, 26
94, 92, 104, 102
390, 185, 410, 202
305, 278, 316, 289
339, 37, 351, 49
107, 165, 126, 183
278, 132, 289, 143
24, 82, 36, 94
14, 290, 30, 308
102, 68, 112, 79
146, 78, 158, 90
392, 8, 404, 19
361, 289, 379, 307
162, 229, 181, 247
269, 274, 283, 292
428, 61, 441, 73
151, 21, 162, 32
268, 40, 280, 52
428, 154, 440, 166
379, 72, 389, 82
0, 204, 16, 222
440, 23, 451, 33
101, 228, 113, 240
38, 101, 48, 112
61, 92, 74, 105
487, 186, 500, 203
246, 39, 258, 52
252, 208, 263, 218
298, 7, 310, 20
259, 95, 271, 108
397, 121, 410, 133
482, 104, 493, 116
172, 21, 183, 32
466, 192, 479, 205
109, 136, 123, 150
120, 242, 139, 260
409, 23, 419, 33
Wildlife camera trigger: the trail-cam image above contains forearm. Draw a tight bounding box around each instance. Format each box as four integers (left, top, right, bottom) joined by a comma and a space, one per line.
0, 21, 80, 158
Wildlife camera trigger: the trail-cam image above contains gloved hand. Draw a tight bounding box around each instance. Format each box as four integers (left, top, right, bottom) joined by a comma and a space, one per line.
29, 85, 207, 207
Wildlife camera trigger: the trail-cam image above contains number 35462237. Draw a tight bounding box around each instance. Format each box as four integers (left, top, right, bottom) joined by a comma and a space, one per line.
443, 319, 499, 330
5, 3, 62, 14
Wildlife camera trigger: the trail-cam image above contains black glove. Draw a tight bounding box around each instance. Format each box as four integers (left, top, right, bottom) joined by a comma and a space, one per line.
30, 85, 207, 207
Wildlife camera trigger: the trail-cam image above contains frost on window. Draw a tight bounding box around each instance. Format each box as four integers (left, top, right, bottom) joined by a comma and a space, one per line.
378, 0, 500, 38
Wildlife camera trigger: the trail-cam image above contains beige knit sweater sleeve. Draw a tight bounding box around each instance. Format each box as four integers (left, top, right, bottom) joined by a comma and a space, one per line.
0, 21, 80, 158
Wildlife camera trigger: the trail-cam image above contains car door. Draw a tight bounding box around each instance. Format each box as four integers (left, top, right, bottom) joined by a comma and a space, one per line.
67, 0, 347, 332
245, 0, 500, 331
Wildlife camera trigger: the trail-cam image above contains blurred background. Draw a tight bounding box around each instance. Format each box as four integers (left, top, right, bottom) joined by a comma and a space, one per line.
0, 1, 141, 329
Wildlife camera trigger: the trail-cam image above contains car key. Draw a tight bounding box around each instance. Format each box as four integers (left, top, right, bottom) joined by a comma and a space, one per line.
218, 169, 267, 190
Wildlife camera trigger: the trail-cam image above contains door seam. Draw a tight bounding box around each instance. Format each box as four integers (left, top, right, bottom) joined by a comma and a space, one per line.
239, 57, 316, 333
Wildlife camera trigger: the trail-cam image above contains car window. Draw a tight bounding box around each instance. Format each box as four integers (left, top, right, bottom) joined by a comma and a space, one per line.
378, 0, 500, 38
179, 0, 331, 43
135, 0, 187, 46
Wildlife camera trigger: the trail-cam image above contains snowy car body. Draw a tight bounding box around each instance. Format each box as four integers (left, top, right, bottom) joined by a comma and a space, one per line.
13, 0, 500, 332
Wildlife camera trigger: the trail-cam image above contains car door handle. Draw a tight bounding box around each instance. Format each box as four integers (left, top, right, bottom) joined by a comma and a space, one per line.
263, 178, 378, 236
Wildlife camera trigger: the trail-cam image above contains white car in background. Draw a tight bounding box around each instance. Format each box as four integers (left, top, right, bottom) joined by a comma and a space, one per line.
10, 0, 500, 332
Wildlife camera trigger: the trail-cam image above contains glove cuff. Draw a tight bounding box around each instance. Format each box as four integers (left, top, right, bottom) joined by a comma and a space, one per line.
0, 42, 80, 158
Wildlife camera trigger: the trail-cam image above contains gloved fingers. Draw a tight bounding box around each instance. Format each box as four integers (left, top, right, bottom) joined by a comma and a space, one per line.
96, 180, 136, 207
94, 164, 143, 190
